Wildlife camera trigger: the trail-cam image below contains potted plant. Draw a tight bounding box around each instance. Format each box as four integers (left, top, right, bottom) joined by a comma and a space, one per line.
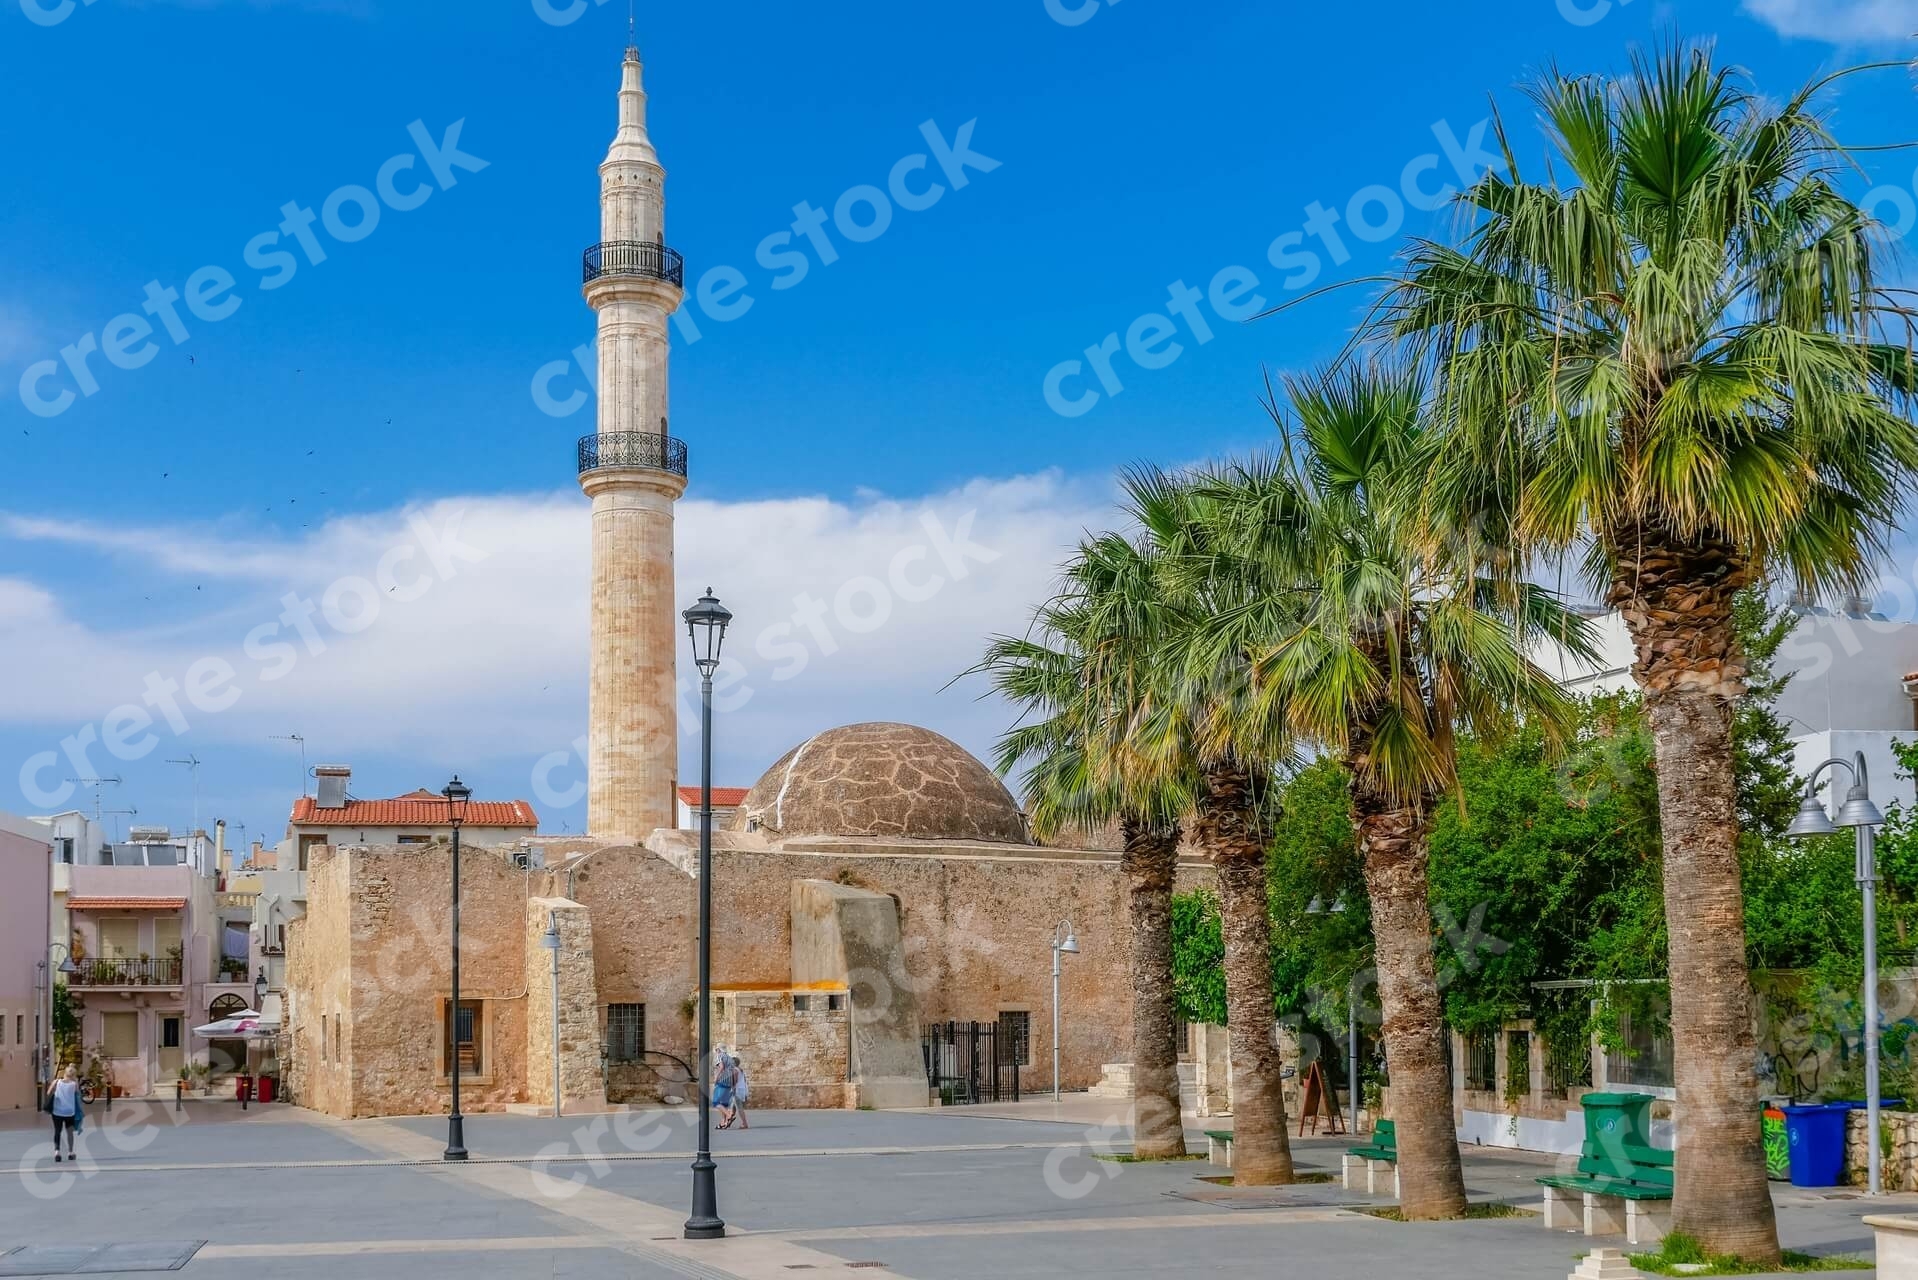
138, 953, 152, 984
165, 944, 183, 984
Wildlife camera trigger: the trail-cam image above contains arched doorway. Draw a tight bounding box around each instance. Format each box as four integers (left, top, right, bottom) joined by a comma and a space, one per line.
207, 994, 248, 1076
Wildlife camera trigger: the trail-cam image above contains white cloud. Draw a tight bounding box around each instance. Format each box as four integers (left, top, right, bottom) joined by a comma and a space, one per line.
0, 473, 1113, 806
1742, 0, 1918, 43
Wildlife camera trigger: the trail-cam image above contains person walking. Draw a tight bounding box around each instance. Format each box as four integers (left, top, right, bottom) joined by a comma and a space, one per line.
46, 1066, 80, 1163
716, 1050, 749, 1131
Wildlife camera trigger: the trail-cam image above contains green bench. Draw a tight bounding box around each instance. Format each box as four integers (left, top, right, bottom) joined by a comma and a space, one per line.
1538, 1125, 1673, 1246
1204, 1129, 1233, 1167
1341, 1118, 1398, 1195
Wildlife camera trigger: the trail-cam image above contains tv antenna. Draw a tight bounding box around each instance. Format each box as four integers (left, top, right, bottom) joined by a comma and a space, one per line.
99, 803, 138, 842
64, 776, 122, 824
166, 755, 203, 833
270, 734, 308, 797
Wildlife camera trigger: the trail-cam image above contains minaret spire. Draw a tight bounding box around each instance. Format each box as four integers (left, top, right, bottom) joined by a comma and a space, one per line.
577, 43, 687, 841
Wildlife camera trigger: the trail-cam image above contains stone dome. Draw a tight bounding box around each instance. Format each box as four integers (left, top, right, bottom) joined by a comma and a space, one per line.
733, 722, 1029, 845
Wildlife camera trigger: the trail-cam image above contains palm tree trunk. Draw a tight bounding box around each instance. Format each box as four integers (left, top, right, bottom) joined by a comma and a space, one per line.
1611, 533, 1779, 1264
1121, 817, 1188, 1159
1350, 783, 1469, 1219
1191, 758, 1295, 1185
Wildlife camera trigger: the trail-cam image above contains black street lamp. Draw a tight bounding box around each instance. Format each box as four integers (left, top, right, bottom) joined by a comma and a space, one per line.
682, 588, 732, 1241
442, 774, 472, 1161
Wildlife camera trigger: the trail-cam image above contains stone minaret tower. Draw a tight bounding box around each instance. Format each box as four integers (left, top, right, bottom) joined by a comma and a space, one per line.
577, 43, 687, 840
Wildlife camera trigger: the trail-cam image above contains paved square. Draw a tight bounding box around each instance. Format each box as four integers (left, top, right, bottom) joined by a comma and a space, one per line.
0, 1100, 1892, 1278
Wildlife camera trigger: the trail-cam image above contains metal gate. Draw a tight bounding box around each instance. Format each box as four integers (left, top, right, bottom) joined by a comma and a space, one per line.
922, 1020, 1021, 1105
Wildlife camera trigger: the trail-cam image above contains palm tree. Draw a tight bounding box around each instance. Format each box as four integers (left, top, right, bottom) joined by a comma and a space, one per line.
1179, 365, 1591, 1219
1388, 42, 1918, 1258
1122, 470, 1306, 1186
975, 536, 1191, 1160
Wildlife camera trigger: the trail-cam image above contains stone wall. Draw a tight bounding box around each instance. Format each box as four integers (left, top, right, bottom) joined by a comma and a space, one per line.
286, 835, 1209, 1116
1847, 1109, 1918, 1190
717, 989, 852, 1109
523, 897, 606, 1113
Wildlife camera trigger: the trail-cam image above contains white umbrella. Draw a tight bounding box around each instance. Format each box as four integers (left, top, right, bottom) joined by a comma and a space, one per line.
194, 1012, 278, 1038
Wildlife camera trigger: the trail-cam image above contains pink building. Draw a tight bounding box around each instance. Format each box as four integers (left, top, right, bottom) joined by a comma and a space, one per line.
64, 863, 253, 1096
0, 812, 53, 1112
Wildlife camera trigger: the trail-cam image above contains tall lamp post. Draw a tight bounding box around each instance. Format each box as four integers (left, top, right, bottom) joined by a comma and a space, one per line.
682, 589, 732, 1241
1051, 920, 1078, 1101
541, 912, 563, 1119
1786, 752, 1885, 1195
37, 945, 77, 1084
442, 775, 472, 1161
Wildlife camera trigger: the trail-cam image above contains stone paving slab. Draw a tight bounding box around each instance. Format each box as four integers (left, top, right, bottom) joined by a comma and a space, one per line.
0, 1243, 202, 1276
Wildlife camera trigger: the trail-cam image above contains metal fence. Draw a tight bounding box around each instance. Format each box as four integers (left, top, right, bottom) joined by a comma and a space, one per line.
922, 1021, 1021, 1105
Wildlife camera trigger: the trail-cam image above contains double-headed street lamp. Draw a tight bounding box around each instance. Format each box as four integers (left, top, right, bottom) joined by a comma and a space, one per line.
1051, 920, 1078, 1101
442, 774, 472, 1162
682, 589, 732, 1242
1786, 752, 1885, 1195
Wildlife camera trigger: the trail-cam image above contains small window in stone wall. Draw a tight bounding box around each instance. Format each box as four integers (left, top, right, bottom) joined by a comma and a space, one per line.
443, 1001, 482, 1075
792, 995, 811, 1013
607, 1004, 645, 1062
999, 1011, 1031, 1067
827, 993, 845, 1012
320, 1015, 328, 1062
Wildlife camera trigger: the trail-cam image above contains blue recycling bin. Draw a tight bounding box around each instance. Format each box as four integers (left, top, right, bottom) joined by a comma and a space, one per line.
1782, 1104, 1849, 1187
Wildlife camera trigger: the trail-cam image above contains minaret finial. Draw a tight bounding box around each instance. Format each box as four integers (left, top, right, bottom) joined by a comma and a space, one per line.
628, 0, 635, 49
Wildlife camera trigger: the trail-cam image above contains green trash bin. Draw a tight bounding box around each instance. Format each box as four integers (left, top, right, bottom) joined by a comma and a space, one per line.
1763, 1107, 1790, 1180
1580, 1091, 1658, 1152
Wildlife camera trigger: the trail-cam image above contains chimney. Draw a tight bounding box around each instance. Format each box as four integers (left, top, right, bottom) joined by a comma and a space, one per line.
251, 839, 265, 867
215, 819, 228, 877
315, 764, 351, 810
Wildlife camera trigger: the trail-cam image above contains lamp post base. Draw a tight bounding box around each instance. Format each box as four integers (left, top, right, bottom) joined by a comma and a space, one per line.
685, 1156, 724, 1239
443, 1114, 468, 1162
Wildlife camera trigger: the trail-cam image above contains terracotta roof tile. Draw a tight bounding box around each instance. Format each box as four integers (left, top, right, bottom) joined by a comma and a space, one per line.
67, 896, 186, 911
677, 786, 749, 807
289, 795, 539, 828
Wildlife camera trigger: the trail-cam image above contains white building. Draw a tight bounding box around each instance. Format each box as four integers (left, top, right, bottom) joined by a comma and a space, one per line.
674, 785, 747, 832
281, 766, 540, 869
1538, 604, 1918, 808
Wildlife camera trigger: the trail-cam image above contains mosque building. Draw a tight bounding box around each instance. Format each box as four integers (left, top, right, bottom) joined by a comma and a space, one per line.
282, 44, 1199, 1117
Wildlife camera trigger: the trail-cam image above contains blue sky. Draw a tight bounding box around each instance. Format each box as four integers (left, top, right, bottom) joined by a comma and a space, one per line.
2, 0, 1915, 844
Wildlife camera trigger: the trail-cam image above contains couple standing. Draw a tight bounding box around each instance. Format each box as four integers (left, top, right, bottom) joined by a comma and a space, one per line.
712, 1047, 749, 1130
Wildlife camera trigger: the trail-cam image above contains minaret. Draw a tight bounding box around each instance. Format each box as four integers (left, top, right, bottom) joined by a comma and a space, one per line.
578, 43, 687, 841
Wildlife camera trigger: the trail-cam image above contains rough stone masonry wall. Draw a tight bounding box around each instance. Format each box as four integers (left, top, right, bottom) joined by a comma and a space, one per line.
1847, 1109, 1918, 1190
283, 848, 353, 1114
717, 990, 852, 1109
523, 897, 606, 1113
287, 838, 1208, 1116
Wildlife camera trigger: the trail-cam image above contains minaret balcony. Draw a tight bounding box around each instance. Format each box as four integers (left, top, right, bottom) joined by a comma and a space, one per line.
583, 240, 685, 288
578, 431, 688, 478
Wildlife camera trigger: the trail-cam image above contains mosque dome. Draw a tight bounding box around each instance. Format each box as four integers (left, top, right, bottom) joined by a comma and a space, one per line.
732, 722, 1030, 845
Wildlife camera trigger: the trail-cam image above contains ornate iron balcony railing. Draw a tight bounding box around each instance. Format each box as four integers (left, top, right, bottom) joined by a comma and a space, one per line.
582, 240, 685, 287
72, 957, 184, 987
577, 431, 689, 478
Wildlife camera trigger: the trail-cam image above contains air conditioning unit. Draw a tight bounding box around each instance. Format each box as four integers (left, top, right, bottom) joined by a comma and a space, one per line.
511, 845, 546, 871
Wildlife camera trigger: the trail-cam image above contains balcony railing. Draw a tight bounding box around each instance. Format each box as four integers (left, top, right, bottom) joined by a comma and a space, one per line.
577, 431, 689, 478
71, 958, 183, 987
583, 240, 685, 288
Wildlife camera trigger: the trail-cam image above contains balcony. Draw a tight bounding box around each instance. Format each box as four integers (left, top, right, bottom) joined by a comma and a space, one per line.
71, 957, 183, 988
583, 240, 685, 288
577, 431, 689, 478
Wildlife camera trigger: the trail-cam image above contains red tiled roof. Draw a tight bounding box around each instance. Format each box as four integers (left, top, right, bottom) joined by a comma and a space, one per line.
67, 896, 186, 911
289, 795, 539, 828
677, 786, 749, 808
